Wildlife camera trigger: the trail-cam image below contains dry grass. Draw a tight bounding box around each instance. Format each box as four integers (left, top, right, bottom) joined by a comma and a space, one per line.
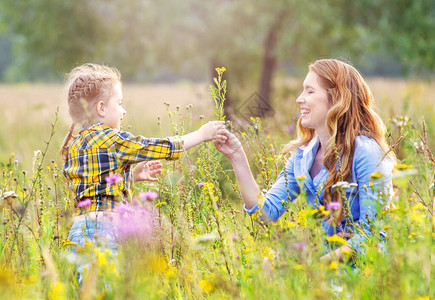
0, 78, 433, 168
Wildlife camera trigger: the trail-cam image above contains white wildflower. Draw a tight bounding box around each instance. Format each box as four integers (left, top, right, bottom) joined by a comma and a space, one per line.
332, 181, 351, 190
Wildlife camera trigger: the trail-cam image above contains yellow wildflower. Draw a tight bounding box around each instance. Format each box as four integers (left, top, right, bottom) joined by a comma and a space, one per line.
61, 240, 77, 247
242, 132, 246, 137
395, 163, 414, 170
294, 264, 305, 270
165, 266, 176, 278
297, 210, 307, 228
215, 67, 226, 73
287, 221, 296, 228
295, 176, 306, 181
200, 279, 215, 293
48, 281, 66, 300
326, 235, 348, 245
412, 202, 426, 211
370, 171, 383, 179
199, 274, 216, 293
150, 255, 167, 273
329, 261, 338, 270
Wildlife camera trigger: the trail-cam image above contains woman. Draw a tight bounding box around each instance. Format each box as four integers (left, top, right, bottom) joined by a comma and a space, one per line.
214, 59, 394, 260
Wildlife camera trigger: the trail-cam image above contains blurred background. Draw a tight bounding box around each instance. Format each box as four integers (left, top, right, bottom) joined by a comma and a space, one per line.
1, 1, 435, 82
0, 0, 434, 168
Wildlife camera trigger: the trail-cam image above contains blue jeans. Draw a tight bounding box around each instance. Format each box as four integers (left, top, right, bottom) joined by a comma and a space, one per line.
68, 219, 118, 286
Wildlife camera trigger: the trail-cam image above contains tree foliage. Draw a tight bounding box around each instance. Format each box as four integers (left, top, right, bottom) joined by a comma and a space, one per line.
0, 0, 434, 83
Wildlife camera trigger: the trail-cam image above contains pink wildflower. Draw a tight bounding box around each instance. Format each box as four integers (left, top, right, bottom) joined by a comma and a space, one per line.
77, 198, 92, 208
114, 203, 155, 241
293, 242, 306, 250
286, 124, 295, 133
105, 174, 123, 184
327, 201, 341, 210
231, 233, 239, 241
198, 182, 205, 188
139, 190, 159, 201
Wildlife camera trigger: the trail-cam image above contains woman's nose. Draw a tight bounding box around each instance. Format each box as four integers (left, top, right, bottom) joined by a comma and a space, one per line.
296, 95, 304, 104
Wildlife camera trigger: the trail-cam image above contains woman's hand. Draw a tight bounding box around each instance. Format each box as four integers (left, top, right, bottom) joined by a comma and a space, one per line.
213, 129, 244, 161
214, 129, 260, 209
132, 161, 162, 182
320, 244, 354, 263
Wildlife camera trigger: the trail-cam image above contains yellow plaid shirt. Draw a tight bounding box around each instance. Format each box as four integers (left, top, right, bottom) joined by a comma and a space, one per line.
63, 122, 183, 214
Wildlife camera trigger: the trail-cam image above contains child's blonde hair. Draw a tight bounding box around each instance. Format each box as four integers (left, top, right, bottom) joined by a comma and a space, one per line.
60, 63, 121, 160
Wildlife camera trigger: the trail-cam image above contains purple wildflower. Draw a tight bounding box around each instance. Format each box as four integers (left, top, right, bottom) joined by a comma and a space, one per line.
286, 124, 295, 133
105, 174, 123, 184
76, 198, 92, 208
327, 201, 341, 210
139, 190, 159, 201
231, 233, 239, 241
198, 182, 205, 188
114, 203, 155, 241
293, 242, 306, 250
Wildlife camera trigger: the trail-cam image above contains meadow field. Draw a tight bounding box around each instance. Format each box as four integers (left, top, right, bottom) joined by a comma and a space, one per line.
0, 77, 434, 299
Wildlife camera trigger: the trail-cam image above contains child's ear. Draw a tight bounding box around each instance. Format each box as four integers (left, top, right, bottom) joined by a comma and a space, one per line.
96, 100, 106, 117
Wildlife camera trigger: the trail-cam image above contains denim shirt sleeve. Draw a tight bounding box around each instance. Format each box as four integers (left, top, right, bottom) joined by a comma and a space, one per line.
244, 151, 301, 222
347, 136, 394, 253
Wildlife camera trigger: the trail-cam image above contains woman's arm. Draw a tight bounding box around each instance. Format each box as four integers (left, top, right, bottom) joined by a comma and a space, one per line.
215, 130, 301, 220
214, 130, 261, 209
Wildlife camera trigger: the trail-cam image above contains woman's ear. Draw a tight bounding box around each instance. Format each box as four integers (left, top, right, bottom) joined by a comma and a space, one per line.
95, 100, 106, 117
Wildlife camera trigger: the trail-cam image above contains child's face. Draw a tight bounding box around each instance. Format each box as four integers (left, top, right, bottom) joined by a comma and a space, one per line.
101, 82, 126, 130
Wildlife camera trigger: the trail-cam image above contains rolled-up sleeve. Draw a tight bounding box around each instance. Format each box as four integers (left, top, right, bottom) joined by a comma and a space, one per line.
244, 152, 300, 222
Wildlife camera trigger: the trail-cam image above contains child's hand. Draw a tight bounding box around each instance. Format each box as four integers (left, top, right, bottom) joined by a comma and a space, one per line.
198, 121, 226, 143
132, 161, 163, 182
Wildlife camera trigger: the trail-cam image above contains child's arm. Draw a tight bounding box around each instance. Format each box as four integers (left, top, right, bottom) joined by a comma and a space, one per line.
181, 121, 226, 150
132, 161, 163, 182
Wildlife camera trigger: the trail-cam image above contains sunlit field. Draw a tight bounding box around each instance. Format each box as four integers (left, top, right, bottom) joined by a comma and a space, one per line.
0, 77, 434, 299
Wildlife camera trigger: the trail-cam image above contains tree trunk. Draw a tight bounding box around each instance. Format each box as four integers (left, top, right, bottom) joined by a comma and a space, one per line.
257, 14, 285, 118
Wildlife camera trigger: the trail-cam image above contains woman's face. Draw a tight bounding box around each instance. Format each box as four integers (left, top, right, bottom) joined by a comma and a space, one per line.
296, 71, 331, 135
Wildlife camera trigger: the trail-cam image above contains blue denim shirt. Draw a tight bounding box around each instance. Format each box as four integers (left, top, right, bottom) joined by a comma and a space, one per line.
245, 135, 394, 253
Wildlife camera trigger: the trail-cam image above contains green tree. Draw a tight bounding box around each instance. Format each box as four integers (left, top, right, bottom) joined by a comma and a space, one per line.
1, 0, 111, 80
1, 0, 434, 108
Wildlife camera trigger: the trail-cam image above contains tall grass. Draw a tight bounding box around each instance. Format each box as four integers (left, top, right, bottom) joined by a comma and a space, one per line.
0, 77, 434, 299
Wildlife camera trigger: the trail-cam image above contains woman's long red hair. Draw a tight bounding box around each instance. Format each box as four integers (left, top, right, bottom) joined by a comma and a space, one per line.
283, 59, 394, 223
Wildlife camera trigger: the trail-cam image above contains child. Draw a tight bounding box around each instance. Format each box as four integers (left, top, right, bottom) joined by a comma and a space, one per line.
61, 63, 226, 284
